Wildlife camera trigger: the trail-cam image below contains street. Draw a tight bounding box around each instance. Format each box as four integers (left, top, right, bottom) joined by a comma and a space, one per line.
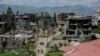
35, 32, 61, 56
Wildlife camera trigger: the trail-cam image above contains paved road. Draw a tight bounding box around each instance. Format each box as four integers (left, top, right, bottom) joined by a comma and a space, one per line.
35, 32, 61, 56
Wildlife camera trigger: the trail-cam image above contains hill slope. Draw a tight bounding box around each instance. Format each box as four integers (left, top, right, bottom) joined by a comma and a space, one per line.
0, 4, 97, 15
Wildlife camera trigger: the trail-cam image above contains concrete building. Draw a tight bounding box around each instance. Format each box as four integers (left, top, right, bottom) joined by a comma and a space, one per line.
57, 13, 76, 26
15, 14, 37, 30
0, 15, 6, 28
92, 11, 100, 28
64, 15, 92, 43
57, 13, 76, 31
15, 15, 27, 29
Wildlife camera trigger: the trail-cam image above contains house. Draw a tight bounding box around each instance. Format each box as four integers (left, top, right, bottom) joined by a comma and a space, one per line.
15, 14, 37, 30
60, 39, 100, 56
64, 15, 92, 43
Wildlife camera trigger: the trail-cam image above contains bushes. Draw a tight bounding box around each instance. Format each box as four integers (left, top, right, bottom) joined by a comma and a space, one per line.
82, 35, 97, 42
46, 44, 63, 56
93, 28, 100, 34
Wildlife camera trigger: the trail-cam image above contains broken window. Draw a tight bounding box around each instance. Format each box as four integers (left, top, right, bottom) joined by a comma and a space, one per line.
69, 25, 76, 30
83, 31, 89, 35
66, 31, 68, 35
69, 31, 75, 35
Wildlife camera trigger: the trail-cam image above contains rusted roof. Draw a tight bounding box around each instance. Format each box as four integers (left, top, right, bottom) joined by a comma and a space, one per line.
60, 39, 100, 56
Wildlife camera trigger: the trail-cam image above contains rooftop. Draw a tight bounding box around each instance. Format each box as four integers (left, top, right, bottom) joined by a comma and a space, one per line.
60, 39, 100, 56
66, 16, 92, 20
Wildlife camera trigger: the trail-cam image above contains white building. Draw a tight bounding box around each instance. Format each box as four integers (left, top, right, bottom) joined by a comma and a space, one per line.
92, 11, 100, 28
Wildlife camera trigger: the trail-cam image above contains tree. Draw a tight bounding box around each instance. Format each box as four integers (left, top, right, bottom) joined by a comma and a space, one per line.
53, 12, 57, 26
16, 10, 19, 16
93, 28, 100, 34
24, 22, 32, 30
30, 13, 38, 23
6, 7, 15, 31
22, 39, 36, 56
40, 11, 44, 18
43, 11, 51, 29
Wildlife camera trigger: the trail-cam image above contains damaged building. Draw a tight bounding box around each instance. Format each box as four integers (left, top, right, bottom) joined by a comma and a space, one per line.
64, 15, 92, 43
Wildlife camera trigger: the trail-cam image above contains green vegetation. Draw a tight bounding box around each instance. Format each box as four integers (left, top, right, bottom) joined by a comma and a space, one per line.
6, 7, 16, 31
0, 50, 36, 56
0, 39, 36, 56
45, 51, 63, 56
0, 27, 6, 34
24, 23, 32, 30
52, 34, 64, 40
81, 35, 97, 42
0, 52, 20, 56
46, 45, 63, 56
21, 39, 36, 56
0, 51, 31, 56
93, 28, 100, 34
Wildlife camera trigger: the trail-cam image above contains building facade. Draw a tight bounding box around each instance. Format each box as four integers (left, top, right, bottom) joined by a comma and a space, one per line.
64, 15, 92, 43
57, 13, 75, 27
92, 11, 100, 28
15, 14, 36, 30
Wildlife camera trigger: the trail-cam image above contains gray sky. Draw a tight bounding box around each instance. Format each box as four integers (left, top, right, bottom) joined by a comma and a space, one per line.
0, 0, 99, 7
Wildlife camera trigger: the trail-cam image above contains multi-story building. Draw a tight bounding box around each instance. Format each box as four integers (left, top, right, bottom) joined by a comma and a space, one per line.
64, 15, 92, 43
57, 13, 76, 31
15, 14, 36, 30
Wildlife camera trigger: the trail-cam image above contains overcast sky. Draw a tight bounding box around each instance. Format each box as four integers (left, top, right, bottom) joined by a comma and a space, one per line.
0, 0, 99, 7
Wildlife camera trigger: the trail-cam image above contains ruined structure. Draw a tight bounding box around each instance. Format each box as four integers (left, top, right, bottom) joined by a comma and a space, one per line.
64, 15, 92, 43
57, 13, 75, 31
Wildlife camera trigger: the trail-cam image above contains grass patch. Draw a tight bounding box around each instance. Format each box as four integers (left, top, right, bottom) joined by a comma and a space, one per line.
0, 52, 21, 56
46, 51, 63, 56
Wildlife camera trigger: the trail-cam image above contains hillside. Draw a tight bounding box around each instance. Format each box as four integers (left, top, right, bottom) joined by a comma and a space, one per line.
0, 4, 98, 15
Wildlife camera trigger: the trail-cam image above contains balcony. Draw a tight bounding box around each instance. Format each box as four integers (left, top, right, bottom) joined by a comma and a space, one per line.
82, 28, 91, 31
65, 35, 78, 38
69, 23, 77, 26
0, 22, 6, 24
83, 34, 92, 37
83, 23, 90, 25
